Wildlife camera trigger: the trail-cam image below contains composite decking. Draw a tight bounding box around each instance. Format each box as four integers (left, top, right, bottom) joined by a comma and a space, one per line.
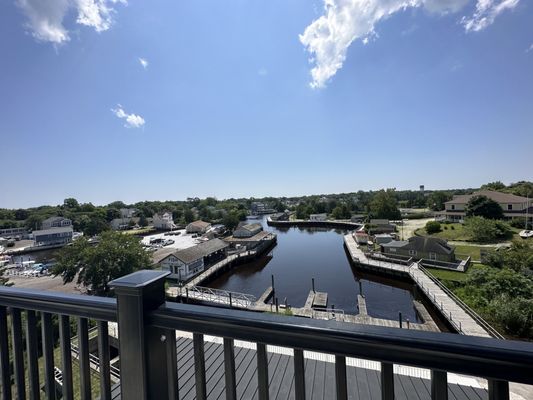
107, 336, 488, 400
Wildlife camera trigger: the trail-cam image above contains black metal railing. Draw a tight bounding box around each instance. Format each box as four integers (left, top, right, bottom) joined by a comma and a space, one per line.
1, 270, 532, 400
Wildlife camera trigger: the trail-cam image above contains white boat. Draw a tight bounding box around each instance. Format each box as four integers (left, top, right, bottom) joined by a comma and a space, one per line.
519, 230, 533, 239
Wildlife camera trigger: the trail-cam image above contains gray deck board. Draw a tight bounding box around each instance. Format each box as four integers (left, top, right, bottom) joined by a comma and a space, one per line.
105, 338, 489, 400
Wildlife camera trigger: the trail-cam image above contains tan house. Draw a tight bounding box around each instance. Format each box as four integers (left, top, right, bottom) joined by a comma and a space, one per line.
439, 190, 532, 222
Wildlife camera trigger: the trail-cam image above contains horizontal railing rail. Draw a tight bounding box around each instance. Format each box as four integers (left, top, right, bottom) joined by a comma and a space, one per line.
0, 286, 117, 321
149, 301, 533, 385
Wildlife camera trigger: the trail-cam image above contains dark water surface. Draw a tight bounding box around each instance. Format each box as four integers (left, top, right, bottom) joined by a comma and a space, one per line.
209, 217, 421, 322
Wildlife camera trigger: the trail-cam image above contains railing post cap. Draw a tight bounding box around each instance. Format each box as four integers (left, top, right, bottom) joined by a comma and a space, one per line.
110, 270, 170, 292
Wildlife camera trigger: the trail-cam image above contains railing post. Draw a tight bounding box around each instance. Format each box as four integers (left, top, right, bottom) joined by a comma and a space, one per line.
110, 270, 171, 400
431, 370, 448, 400
488, 380, 510, 400
381, 362, 394, 400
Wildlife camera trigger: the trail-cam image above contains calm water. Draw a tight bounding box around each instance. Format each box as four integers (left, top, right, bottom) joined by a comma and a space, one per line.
209, 217, 422, 322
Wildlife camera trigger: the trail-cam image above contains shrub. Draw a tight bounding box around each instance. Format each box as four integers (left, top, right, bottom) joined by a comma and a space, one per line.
464, 217, 512, 243
443, 225, 448, 230
425, 221, 441, 234
450, 225, 455, 230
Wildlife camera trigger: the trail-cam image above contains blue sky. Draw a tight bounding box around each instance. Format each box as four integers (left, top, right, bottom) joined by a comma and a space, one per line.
0, 0, 532, 208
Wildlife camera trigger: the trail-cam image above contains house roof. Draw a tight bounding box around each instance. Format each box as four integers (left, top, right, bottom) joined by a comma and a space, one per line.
445, 190, 529, 205
224, 231, 272, 242
382, 236, 454, 255
236, 223, 262, 232
42, 216, 69, 223
173, 238, 228, 264
32, 226, 73, 235
187, 220, 211, 229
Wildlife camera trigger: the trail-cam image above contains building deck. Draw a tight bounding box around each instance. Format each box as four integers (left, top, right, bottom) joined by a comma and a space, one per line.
107, 336, 488, 400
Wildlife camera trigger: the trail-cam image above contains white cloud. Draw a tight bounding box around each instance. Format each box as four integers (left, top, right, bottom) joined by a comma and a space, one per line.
139, 57, 149, 69
111, 105, 145, 129
461, 0, 519, 32
526, 43, 533, 53
300, 0, 520, 88
16, 0, 127, 44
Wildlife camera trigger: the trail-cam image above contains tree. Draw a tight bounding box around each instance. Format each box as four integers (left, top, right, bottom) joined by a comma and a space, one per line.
369, 189, 401, 220
222, 211, 240, 231
465, 195, 504, 220
331, 204, 351, 219
0, 268, 10, 286
63, 198, 80, 209
84, 216, 110, 236
25, 214, 43, 231
14, 209, 29, 220
184, 209, 195, 224
426, 191, 451, 211
52, 231, 151, 294
480, 181, 506, 191
106, 208, 120, 222
425, 221, 441, 234
464, 216, 511, 243
139, 213, 148, 227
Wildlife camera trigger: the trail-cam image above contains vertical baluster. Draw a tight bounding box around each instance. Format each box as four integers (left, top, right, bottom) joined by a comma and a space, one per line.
41, 312, 56, 400
165, 329, 179, 400
431, 370, 448, 400
78, 318, 92, 400
488, 380, 510, 400
97, 321, 111, 400
193, 333, 206, 400
11, 308, 25, 400
257, 343, 269, 400
224, 338, 237, 400
0, 306, 11, 400
294, 349, 306, 400
335, 355, 347, 400
381, 362, 394, 400
26, 310, 40, 400
59, 315, 74, 400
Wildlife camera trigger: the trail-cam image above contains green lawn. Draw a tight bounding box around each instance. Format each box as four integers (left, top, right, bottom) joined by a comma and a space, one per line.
121, 226, 155, 235
425, 263, 488, 282
453, 244, 483, 261
416, 223, 472, 241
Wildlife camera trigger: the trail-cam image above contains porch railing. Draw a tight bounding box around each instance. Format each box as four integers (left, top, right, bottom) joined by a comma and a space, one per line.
0, 269, 532, 400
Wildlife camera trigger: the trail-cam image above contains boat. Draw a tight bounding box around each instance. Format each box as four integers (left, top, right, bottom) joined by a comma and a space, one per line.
519, 230, 533, 239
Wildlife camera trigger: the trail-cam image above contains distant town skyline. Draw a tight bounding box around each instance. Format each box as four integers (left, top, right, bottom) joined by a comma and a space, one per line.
1, 1, 532, 209
2, 178, 531, 209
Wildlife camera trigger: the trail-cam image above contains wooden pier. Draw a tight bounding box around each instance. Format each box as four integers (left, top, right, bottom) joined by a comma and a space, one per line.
312, 292, 328, 309
344, 234, 492, 338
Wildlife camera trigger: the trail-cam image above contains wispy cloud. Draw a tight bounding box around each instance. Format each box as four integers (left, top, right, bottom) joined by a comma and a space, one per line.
300, 0, 520, 89
525, 43, 533, 53
16, 0, 127, 44
111, 105, 145, 129
139, 57, 149, 69
461, 0, 519, 32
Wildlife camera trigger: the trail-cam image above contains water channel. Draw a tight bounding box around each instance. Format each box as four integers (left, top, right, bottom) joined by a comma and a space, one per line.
209, 216, 423, 322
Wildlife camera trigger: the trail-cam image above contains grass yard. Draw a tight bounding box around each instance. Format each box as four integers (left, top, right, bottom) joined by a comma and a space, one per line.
453, 244, 483, 261
425, 263, 489, 283
121, 226, 155, 235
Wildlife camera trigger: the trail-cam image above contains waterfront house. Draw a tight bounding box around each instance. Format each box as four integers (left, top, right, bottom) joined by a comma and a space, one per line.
186, 220, 211, 234
309, 213, 327, 222
270, 212, 290, 221
251, 201, 276, 215
0, 227, 27, 239
41, 216, 72, 230
373, 233, 395, 245
110, 217, 139, 230
158, 238, 228, 281
153, 212, 176, 230
119, 208, 136, 218
32, 226, 73, 247
233, 223, 263, 238
438, 190, 532, 223
381, 236, 455, 262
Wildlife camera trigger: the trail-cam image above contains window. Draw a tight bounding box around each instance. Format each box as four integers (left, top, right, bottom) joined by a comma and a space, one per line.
508, 204, 512, 210
451, 205, 455, 210
389, 248, 396, 253
409, 250, 417, 256
429, 252, 437, 260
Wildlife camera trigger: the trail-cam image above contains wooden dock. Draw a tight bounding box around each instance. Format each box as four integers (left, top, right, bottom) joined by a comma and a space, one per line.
344, 234, 492, 338
312, 292, 328, 309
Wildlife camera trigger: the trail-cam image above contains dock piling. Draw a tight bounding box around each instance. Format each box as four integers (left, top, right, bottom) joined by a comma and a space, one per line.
399, 312, 403, 329
312, 278, 315, 293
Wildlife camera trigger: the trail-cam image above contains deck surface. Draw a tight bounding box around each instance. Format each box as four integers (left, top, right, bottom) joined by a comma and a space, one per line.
108, 337, 487, 400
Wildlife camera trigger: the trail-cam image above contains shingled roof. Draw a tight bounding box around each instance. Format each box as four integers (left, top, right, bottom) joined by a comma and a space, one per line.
382, 236, 454, 255
445, 190, 528, 205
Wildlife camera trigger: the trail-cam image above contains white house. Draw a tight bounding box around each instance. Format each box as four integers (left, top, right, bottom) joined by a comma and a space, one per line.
41, 216, 72, 230
153, 212, 176, 230
309, 213, 327, 222
120, 208, 136, 219
32, 226, 73, 247
158, 239, 228, 281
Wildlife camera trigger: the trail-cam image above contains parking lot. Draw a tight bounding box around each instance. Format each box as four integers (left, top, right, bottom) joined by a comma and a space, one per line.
141, 229, 200, 251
